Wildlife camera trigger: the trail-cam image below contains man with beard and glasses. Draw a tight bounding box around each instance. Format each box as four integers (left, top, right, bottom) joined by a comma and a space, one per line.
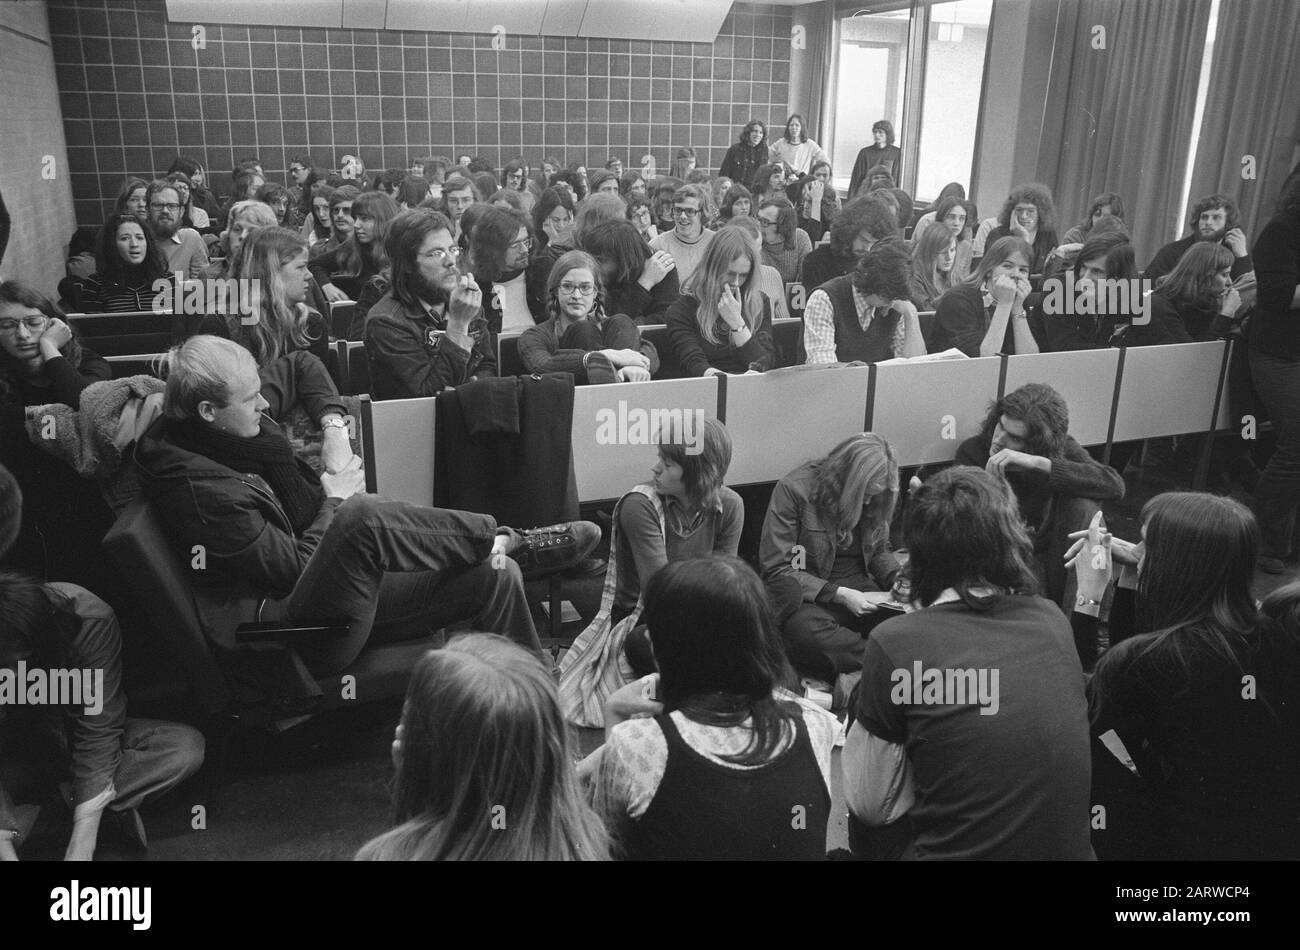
145, 179, 209, 280
364, 209, 497, 400
1145, 193, 1254, 285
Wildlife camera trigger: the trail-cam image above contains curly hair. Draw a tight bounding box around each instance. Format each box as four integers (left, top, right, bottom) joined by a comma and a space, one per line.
1186, 193, 1241, 234
94, 213, 169, 285
977, 382, 1070, 459
998, 183, 1057, 233
829, 195, 897, 256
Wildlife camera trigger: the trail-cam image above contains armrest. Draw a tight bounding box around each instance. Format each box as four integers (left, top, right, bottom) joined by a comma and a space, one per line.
235, 621, 352, 644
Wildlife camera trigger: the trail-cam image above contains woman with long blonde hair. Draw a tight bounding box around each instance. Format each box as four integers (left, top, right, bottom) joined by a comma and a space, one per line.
358, 634, 610, 861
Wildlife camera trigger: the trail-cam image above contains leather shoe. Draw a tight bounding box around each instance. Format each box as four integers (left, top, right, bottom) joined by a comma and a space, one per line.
499, 521, 602, 578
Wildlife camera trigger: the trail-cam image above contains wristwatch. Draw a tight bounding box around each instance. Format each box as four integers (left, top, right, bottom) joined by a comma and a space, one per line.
321, 417, 348, 430
1075, 594, 1102, 608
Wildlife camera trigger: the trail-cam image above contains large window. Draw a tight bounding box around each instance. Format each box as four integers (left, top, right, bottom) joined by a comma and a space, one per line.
827, 1, 992, 204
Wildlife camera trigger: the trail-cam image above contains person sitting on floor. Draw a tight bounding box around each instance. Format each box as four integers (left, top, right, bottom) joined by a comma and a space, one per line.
954, 382, 1124, 613
517, 250, 657, 384
356, 634, 609, 861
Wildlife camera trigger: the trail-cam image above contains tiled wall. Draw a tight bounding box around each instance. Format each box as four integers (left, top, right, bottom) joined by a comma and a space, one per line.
0, 2, 76, 296
48, 0, 793, 227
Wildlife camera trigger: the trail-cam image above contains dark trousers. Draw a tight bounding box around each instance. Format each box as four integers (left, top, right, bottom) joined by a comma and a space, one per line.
286, 495, 540, 674
562, 314, 643, 384
1249, 350, 1300, 558
775, 571, 891, 684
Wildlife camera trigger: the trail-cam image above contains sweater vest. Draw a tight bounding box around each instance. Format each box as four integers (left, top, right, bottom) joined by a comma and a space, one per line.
822, 275, 899, 363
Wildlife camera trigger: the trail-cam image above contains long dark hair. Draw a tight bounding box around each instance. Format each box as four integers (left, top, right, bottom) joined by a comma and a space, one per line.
0, 282, 84, 397
977, 383, 1069, 458
335, 191, 399, 279
1092, 493, 1260, 713
1155, 241, 1233, 310
1275, 163, 1300, 220
582, 219, 649, 291
385, 208, 456, 310
642, 556, 799, 766
905, 466, 1039, 609
809, 433, 898, 548
469, 206, 533, 284
94, 213, 168, 286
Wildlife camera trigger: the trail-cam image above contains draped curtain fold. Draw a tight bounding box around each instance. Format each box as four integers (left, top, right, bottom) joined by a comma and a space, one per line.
1187, 0, 1300, 241
1034, 0, 1212, 264
798, 1, 838, 145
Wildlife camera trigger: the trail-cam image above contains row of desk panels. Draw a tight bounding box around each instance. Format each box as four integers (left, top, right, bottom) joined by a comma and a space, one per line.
366, 342, 1235, 505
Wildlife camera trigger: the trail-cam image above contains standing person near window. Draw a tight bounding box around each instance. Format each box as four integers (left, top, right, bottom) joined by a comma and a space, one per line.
518, 250, 656, 384
665, 227, 775, 377
757, 196, 813, 284
719, 120, 769, 191
849, 120, 902, 199
769, 114, 828, 177
1247, 165, 1300, 574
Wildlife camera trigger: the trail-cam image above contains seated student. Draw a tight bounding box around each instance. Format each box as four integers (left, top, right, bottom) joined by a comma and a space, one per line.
591, 556, 837, 860
439, 175, 479, 242
848, 120, 902, 199
720, 216, 791, 322
858, 164, 896, 198
1060, 191, 1127, 246
146, 179, 209, 280
757, 196, 813, 283
312, 184, 358, 259
1040, 232, 1139, 351
931, 236, 1039, 356
582, 220, 679, 325
619, 169, 648, 203
789, 161, 841, 245
626, 196, 658, 244
559, 418, 741, 717
0, 283, 112, 589
488, 188, 524, 212
136, 335, 599, 674
533, 186, 578, 258
909, 221, 959, 312
648, 179, 681, 235
167, 171, 210, 232
302, 182, 335, 246
220, 169, 266, 229
750, 163, 790, 205
309, 191, 399, 304
798, 195, 897, 292
517, 250, 656, 384
255, 182, 296, 230
203, 199, 277, 279
709, 176, 734, 216
167, 156, 222, 230
845, 465, 1093, 860
0, 529, 206, 859
804, 242, 927, 365
398, 176, 430, 211
605, 156, 624, 178
983, 183, 1060, 275
199, 229, 348, 467
718, 183, 755, 224
366, 209, 497, 399
499, 159, 533, 212
665, 227, 775, 377
1041, 211, 1128, 283
910, 183, 966, 244
76, 213, 173, 313
588, 169, 621, 199
760, 434, 904, 684
955, 382, 1123, 610
467, 206, 537, 334
553, 169, 587, 205
1145, 192, 1254, 285
1067, 496, 1300, 859
1136, 241, 1239, 344
357, 634, 609, 861
565, 161, 590, 198
649, 184, 715, 287
917, 195, 976, 281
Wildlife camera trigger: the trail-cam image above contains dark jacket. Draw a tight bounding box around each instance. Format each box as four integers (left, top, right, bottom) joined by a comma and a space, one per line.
1146, 234, 1254, 286
720, 139, 770, 189
759, 460, 901, 606
849, 144, 902, 199
606, 268, 681, 325
1125, 293, 1197, 347
134, 417, 341, 641
798, 244, 856, 294
75, 271, 171, 313
364, 290, 497, 400
308, 245, 378, 302
517, 314, 659, 379
1248, 215, 1300, 359
665, 294, 775, 376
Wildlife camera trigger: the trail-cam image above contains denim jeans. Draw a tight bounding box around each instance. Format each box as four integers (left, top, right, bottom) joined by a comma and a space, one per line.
1249, 350, 1300, 558
287, 495, 541, 674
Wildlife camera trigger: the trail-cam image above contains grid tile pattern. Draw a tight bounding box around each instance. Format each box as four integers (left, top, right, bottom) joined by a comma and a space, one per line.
49, 0, 794, 226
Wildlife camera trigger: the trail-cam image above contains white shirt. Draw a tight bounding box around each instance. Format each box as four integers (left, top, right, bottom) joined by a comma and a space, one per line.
769, 138, 830, 175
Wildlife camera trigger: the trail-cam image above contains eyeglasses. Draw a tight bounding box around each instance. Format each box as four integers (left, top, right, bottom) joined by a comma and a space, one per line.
0, 316, 48, 335
1013, 206, 1039, 216
150, 202, 181, 212
332, 207, 354, 217
508, 237, 534, 251
673, 206, 701, 218
760, 216, 780, 227
558, 281, 596, 297
419, 246, 461, 264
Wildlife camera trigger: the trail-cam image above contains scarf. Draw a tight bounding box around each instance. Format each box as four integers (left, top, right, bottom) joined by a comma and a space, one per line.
168, 417, 323, 535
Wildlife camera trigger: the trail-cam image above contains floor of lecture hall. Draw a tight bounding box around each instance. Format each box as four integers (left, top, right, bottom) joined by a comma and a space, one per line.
57, 448, 1299, 861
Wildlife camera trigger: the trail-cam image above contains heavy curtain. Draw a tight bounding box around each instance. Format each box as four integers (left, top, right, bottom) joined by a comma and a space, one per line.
1034, 0, 1213, 264
1187, 0, 1300, 241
